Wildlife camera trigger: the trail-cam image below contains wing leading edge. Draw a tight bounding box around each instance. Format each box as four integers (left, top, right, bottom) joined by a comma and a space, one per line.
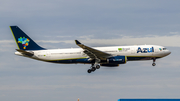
75, 40, 112, 60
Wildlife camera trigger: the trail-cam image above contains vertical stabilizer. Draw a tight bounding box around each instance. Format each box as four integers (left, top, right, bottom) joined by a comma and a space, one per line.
10, 26, 45, 50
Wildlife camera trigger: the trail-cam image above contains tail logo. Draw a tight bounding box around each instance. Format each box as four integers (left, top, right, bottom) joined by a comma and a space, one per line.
18, 37, 30, 49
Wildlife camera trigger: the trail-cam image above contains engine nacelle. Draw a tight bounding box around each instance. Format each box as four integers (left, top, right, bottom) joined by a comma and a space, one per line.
107, 56, 127, 64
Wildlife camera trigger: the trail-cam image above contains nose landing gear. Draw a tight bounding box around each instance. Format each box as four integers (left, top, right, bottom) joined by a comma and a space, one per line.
152, 58, 156, 66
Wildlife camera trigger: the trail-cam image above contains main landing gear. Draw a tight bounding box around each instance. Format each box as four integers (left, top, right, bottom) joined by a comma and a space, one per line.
152, 58, 156, 66
87, 64, 100, 73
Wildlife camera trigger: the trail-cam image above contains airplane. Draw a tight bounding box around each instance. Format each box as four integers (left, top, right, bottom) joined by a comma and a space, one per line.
10, 26, 171, 73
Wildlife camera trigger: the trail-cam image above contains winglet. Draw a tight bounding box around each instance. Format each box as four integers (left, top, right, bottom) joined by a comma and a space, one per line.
75, 40, 81, 45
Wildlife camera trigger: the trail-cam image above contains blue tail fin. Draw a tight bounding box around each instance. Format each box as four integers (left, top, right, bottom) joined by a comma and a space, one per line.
10, 26, 45, 50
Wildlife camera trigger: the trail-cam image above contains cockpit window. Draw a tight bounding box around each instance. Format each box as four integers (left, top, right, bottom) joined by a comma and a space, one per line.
163, 48, 167, 50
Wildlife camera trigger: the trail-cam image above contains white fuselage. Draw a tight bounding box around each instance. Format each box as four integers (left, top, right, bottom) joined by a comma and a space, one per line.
15, 45, 171, 64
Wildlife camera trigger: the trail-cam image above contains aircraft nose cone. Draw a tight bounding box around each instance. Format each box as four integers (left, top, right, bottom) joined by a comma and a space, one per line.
167, 51, 171, 55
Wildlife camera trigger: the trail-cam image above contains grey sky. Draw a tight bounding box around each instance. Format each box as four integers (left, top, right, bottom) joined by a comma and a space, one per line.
0, 0, 180, 101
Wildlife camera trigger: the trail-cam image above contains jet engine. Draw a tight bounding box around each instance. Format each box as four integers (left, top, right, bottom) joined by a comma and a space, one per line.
107, 56, 127, 64
100, 56, 127, 67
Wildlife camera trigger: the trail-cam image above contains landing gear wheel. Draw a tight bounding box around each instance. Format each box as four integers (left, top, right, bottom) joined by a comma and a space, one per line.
87, 69, 91, 73
91, 67, 96, 71
152, 63, 156, 66
96, 65, 100, 69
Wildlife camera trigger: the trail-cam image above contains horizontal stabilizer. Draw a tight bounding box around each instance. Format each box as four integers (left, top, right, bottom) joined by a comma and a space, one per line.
16, 49, 34, 56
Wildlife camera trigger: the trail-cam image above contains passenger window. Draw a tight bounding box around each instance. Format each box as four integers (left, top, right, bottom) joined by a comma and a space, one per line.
163, 48, 167, 50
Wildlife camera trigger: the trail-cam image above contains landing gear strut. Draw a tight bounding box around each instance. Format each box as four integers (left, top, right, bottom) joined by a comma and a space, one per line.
152, 58, 156, 66
87, 64, 101, 73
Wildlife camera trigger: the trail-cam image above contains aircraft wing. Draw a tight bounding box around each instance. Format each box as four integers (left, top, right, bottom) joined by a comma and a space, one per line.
75, 40, 112, 60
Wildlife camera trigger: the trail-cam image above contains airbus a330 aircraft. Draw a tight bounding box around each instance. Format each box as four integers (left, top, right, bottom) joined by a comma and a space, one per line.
10, 26, 171, 73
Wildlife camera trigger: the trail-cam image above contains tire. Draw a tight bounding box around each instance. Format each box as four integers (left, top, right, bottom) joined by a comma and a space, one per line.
96, 65, 100, 69
91, 67, 96, 71
152, 63, 156, 66
87, 69, 91, 73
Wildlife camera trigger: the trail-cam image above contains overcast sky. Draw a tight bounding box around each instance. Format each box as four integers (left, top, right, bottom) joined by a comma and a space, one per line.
0, 0, 180, 101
